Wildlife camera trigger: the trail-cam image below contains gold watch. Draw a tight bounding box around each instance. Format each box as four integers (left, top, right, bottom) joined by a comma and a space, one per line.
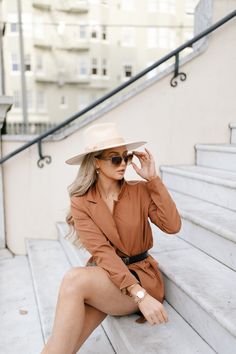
134, 289, 147, 304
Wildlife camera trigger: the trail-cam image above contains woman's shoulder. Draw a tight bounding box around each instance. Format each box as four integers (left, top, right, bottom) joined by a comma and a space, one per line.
125, 179, 149, 194
70, 193, 87, 208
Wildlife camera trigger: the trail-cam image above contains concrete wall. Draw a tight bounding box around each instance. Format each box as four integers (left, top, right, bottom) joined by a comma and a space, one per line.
2, 0, 236, 254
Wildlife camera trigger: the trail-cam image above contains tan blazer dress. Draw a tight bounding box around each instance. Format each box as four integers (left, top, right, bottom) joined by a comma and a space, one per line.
70, 176, 182, 302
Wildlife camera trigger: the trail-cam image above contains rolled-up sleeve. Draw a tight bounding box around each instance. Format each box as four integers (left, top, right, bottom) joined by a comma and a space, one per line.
146, 176, 182, 234
70, 196, 139, 291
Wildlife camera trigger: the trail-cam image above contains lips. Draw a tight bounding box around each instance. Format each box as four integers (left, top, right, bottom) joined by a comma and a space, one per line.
117, 169, 125, 173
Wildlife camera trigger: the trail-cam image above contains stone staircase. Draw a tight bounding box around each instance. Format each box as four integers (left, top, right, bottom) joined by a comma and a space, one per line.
1, 123, 236, 353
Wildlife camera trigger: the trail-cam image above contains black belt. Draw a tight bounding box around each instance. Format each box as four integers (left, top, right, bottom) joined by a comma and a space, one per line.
120, 251, 149, 265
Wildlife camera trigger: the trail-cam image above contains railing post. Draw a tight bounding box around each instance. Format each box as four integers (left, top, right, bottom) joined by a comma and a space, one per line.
0, 96, 13, 249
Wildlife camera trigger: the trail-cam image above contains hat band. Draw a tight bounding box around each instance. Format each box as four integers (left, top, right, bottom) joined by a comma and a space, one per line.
84, 137, 126, 152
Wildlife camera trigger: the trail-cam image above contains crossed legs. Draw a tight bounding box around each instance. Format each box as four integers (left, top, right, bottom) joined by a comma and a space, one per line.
41, 266, 139, 354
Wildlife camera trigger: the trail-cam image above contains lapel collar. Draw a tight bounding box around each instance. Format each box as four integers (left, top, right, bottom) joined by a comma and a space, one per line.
85, 182, 126, 251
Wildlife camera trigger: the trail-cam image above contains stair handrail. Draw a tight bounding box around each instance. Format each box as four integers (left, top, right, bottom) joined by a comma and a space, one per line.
0, 9, 236, 166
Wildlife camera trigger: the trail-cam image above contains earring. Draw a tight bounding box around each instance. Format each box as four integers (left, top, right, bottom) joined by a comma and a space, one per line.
96, 169, 100, 174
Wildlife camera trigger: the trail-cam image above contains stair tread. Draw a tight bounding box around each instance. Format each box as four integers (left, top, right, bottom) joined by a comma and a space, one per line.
195, 143, 236, 152
104, 301, 215, 354
160, 165, 236, 186
169, 190, 236, 242
151, 229, 236, 337
26, 239, 115, 353
57, 223, 216, 354
0, 256, 44, 353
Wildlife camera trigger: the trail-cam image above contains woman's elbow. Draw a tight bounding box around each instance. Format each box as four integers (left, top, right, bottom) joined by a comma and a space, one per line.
166, 216, 182, 235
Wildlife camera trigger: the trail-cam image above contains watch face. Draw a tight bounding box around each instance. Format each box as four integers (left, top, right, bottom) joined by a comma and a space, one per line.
136, 290, 145, 299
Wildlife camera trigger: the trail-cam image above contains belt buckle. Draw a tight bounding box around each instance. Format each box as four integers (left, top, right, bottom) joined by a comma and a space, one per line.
123, 257, 130, 265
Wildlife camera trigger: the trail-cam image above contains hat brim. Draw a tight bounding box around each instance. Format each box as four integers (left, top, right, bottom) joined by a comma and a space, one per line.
65, 140, 147, 165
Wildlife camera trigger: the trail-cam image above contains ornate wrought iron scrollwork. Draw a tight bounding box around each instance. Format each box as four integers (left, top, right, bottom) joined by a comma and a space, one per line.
170, 53, 187, 87
37, 140, 51, 168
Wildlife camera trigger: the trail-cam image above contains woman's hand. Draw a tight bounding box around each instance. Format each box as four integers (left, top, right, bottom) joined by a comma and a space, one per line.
131, 148, 158, 181
138, 294, 169, 326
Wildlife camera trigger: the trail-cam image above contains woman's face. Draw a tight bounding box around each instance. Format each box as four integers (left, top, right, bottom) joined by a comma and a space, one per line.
95, 146, 131, 181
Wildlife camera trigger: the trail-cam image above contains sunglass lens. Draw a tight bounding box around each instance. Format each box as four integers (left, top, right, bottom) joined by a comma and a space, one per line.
111, 156, 123, 165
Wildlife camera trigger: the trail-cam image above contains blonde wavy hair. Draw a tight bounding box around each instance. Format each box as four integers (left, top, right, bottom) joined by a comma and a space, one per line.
65, 150, 103, 248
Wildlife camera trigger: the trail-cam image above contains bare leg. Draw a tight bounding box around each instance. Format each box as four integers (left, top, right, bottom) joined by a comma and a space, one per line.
41, 266, 139, 354
73, 304, 107, 353
45, 304, 106, 354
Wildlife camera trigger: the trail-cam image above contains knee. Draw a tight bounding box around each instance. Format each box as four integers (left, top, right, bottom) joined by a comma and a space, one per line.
60, 267, 87, 296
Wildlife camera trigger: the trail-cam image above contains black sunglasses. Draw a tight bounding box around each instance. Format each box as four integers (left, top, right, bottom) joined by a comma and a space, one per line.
97, 153, 133, 166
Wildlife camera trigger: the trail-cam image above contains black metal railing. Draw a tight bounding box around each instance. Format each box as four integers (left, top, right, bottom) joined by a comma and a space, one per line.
0, 9, 236, 167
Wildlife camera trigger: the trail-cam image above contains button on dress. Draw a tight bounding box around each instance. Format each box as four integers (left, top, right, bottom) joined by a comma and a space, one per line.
70, 176, 182, 304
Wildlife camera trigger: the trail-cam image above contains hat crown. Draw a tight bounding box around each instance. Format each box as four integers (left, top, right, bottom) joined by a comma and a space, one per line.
84, 122, 125, 151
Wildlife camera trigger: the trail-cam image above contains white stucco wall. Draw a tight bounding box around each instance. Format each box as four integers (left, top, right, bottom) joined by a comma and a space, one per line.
2, 0, 236, 254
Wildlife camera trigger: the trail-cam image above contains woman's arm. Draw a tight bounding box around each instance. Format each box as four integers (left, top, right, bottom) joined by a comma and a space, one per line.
146, 176, 182, 233
132, 148, 181, 234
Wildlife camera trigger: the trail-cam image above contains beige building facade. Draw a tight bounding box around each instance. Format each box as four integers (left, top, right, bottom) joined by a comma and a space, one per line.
2, 0, 197, 129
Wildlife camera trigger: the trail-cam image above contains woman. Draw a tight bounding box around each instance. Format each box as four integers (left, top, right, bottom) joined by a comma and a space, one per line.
41, 122, 181, 354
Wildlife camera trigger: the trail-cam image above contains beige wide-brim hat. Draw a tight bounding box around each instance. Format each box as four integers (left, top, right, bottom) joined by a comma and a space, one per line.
65, 122, 146, 165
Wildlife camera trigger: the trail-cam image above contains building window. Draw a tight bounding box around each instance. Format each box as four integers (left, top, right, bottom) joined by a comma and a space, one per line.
91, 24, 99, 39
60, 95, 67, 108
57, 21, 65, 35
24, 54, 31, 72
102, 59, 107, 76
121, 0, 134, 11
147, 0, 157, 12
13, 90, 21, 109
36, 54, 43, 72
8, 13, 32, 36
11, 53, 20, 72
79, 25, 87, 39
91, 58, 98, 75
123, 64, 132, 78
121, 27, 135, 47
10, 22, 18, 33
157, 0, 176, 14
27, 91, 33, 110
36, 91, 46, 112
102, 25, 107, 40
147, 27, 157, 48
34, 17, 44, 39
22, 14, 32, 36
79, 58, 88, 75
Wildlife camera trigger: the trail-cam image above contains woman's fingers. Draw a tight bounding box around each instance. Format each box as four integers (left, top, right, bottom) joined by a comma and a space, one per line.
133, 149, 153, 163
131, 162, 141, 174
145, 148, 154, 160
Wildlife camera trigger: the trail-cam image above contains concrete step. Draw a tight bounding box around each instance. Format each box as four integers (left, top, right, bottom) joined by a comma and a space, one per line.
0, 247, 14, 261
26, 239, 115, 353
57, 222, 216, 354
0, 255, 44, 354
229, 122, 236, 144
57, 222, 90, 267
151, 228, 236, 354
168, 190, 236, 270
195, 143, 236, 172
160, 165, 236, 211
